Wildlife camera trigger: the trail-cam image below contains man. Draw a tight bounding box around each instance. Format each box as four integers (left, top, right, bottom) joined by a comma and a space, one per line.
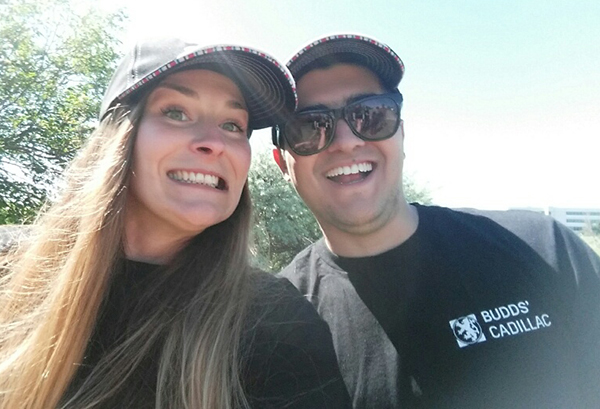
272, 34, 600, 408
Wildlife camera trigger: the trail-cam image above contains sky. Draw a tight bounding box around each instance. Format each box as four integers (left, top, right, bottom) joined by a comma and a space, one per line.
112, 0, 599, 210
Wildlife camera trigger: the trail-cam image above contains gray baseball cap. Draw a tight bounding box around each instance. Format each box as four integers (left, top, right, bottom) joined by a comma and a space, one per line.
287, 34, 404, 90
101, 37, 297, 130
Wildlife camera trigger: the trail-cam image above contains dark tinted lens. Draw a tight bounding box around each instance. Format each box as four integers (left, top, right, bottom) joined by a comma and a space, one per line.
285, 112, 333, 155
347, 97, 400, 140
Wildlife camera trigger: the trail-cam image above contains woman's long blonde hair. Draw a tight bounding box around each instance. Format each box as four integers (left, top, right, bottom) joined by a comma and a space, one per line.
0, 101, 254, 408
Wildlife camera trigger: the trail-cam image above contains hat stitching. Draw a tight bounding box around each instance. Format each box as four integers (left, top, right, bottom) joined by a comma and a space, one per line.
288, 34, 403, 68
116, 45, 296, 106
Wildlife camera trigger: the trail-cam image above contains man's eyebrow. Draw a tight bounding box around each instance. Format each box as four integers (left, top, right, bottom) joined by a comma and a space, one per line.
297, 103, 328, 113
156, 82, 247, 110
298, 93, 380, 113
346, 93, 380, 105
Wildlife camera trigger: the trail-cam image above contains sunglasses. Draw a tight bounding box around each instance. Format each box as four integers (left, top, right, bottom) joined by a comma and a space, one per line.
272, 91, 403, 156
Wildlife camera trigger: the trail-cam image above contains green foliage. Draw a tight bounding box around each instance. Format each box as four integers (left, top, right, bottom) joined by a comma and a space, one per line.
579, 221, 600, 257
249, 150, 322, 273
249, 149, 433, 272
0, 0, 124, 224
580, 234, 600, 257
404, 173, 433, 205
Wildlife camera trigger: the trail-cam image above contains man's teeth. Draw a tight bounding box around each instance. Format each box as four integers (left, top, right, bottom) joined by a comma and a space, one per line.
326, 162, 373, 178
168, 170, 220, 188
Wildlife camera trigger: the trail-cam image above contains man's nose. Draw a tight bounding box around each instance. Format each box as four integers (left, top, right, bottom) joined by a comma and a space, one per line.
327, 117, 365, 153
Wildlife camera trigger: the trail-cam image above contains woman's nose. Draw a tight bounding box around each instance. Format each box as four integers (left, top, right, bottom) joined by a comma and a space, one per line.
190, 125, 226, 156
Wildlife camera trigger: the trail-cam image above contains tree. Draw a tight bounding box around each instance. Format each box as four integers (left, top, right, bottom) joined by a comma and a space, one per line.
580, 221, 600, 257
403, 173, 433, 205
580, 234, 600, 257
0, 0, 124, 224
249, 150, 322, 272
249, 149, 433, 272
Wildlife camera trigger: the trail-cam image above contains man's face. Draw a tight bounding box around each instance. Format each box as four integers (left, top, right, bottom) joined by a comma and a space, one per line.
276, 64, 406, 238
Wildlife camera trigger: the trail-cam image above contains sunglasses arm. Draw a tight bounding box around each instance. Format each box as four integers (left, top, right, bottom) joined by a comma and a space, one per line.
271, 125, 283, 147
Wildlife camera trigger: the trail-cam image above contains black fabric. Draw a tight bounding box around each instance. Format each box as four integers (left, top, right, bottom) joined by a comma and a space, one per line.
0, 226, 350, 408
242, 272, 352, 408
65, 260, 351, 408
65, 260, 162, 408
280, 204, 600, 408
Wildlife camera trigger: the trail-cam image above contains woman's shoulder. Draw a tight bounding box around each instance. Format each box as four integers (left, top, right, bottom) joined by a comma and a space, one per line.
244, 269, 336, 368
243, 271, 352, 408
249, 270, 305, 298
247, 271, 323, 328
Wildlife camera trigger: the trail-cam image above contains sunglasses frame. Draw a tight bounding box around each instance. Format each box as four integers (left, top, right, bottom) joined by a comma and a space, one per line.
272, 91, 403, 156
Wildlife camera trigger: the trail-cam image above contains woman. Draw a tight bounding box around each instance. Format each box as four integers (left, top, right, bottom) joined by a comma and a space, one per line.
0, 38, 350, 408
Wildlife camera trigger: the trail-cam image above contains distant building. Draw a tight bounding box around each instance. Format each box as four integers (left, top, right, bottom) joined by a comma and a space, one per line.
547, 207, 600, 232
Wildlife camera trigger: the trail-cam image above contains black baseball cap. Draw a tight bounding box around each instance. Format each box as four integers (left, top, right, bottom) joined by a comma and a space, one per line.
286, 34, 404, 90
100, 37, 297, 130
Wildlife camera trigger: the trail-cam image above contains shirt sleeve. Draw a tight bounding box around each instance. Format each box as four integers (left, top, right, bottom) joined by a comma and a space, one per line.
553, 222, 600, 407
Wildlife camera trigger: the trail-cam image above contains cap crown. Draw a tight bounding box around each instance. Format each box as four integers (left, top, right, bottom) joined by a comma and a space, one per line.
101, 38, 297, 130
287, 34, 404, 91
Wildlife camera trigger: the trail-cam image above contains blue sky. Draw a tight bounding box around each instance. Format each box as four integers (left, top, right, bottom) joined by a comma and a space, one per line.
117, 0, 600, 210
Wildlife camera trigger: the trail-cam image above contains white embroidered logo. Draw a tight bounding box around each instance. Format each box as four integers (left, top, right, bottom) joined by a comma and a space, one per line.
449, 300, 551, 348
449, 314, 487, 348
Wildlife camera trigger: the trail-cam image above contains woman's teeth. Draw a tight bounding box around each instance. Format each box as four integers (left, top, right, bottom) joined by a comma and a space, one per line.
168, 170, 221, 189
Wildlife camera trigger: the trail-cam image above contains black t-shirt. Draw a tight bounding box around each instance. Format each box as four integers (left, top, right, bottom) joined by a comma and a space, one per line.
62, 260, 351, 408
280, 204, 600, 408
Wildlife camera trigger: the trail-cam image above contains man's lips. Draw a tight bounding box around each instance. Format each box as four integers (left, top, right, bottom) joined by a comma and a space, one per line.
325, 162, 373, 184
167, 170, 227, 190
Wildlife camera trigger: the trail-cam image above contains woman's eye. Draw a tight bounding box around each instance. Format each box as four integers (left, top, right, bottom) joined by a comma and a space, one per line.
221, 121, 244, 133
162, 108, 188, 121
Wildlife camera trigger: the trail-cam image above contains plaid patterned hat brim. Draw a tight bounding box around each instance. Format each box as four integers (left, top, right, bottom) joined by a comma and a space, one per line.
100, 38, 297, 130
287, 34, 404, 90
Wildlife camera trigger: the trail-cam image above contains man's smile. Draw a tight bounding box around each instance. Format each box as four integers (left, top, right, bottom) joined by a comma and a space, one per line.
325, 161, 374, 184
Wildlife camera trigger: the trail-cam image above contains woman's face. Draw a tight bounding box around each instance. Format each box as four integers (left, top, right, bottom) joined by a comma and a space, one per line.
125, 69, 251, 261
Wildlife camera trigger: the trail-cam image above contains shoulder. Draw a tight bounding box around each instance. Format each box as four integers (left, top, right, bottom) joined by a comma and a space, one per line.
244, 271, 351, 408
416, 204, 600, 275
417, 204, 559, 244
416, 203, 555, 231
455, 207, 558, 233
278, 241, 319, 278
277, 239, 345, 294
452, 207, 592, 263
248, 271, 326, 332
